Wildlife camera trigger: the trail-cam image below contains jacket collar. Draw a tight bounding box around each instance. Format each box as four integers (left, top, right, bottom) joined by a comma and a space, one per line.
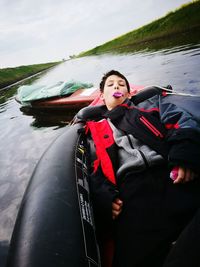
104, 99, 134, 120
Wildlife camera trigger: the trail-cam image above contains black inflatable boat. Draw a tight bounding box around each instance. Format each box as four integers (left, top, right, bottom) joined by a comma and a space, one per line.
6, 86, 200, 267
6, 123, 101, 267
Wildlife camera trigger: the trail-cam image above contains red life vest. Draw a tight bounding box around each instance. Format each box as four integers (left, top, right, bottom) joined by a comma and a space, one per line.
86, 119, 116, 185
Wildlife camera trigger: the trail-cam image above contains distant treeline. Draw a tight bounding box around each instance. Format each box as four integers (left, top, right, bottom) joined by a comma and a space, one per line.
78, 0, 200, 56
0, 62, 61, 89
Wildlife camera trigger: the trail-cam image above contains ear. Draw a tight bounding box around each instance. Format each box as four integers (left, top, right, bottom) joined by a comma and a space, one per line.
127, 93, 131, 99
100, 92, 105, 100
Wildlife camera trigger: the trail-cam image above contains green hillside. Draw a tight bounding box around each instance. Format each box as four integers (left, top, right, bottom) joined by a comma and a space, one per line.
79, 0, 200, 56
0, 62, 60, 89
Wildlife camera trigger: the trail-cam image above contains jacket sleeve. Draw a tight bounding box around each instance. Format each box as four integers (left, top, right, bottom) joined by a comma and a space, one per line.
90, 167, 118, 219
158, 95, 200, 173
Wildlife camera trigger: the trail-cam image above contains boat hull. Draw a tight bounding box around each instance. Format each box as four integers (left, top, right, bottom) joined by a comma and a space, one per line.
30, 88, 100, 110
7, 123, 100, 267
26, 85, 144, 110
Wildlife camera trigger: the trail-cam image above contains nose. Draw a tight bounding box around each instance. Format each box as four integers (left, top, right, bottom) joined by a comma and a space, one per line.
114, 83, 119, 89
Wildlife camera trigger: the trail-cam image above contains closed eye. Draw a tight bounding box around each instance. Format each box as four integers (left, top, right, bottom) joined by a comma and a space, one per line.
107, 83, 114, 86
119, 83, 125, 86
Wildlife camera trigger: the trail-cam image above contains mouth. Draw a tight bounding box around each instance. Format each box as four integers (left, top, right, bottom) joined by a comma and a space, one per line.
113, 92, 124, 98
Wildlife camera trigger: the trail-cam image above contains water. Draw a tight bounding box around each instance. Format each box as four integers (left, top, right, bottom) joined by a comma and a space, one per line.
0, 44, 200, 266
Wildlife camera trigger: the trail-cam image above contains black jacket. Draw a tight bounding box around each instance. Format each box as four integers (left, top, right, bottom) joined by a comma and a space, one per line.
77, 92, 200, 229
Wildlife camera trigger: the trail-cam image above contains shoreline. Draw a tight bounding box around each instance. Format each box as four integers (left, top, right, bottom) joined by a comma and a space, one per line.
112, 26, 200, 54
78, 1, 200, 57
0, 62, 61, 90
79, 25, 200, 57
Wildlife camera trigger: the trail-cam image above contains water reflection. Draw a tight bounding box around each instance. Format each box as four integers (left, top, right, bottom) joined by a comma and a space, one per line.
0, 103, 7, 113
20, 106, 77, 127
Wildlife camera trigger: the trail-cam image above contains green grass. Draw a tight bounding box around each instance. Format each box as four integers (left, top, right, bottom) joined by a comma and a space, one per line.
0, 62, 61, 89
78, 0, 200, 56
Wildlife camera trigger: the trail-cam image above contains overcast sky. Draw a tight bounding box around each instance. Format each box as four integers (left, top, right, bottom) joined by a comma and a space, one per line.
0, 0, 191, 68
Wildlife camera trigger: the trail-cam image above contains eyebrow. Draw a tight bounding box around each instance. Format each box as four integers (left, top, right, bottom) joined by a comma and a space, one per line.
106, 79, 125, 83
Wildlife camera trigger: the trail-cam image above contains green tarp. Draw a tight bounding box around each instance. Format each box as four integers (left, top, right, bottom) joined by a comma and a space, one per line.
17, 80, 93, 106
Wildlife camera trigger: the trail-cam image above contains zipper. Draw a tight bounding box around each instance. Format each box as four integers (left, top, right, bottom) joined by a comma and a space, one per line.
139, 116, 164, 138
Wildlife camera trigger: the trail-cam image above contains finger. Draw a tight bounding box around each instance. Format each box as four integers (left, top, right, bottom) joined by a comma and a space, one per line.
112, 209, 121, 220
112, 210, 120, 217
115, 198, 123, 206
112, 199, 123, 209
112, 202, 121, 211
173, 167, 185, 184
184, 169, 193, 182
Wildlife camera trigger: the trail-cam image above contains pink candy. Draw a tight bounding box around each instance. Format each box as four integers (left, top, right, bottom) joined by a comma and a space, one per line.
113, 92, 124, 98
170, 166, 179, 180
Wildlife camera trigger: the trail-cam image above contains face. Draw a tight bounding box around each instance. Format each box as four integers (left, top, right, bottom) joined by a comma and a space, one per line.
101, 75, 131, 110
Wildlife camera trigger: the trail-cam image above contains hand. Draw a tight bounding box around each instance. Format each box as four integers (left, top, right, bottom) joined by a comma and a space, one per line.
112, 198, 123, 220
173, 166, 195, 184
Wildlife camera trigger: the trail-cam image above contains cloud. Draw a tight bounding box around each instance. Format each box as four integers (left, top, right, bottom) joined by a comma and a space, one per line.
0, 0, 191, 67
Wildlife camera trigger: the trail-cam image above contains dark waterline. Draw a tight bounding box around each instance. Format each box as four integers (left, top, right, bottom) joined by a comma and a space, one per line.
0, 44, 200, 266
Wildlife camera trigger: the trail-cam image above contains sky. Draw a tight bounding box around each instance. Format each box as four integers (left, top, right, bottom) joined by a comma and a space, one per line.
0, 0, 192, 68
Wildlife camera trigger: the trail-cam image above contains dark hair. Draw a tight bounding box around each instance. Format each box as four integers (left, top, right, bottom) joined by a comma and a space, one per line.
99, 70, 130, 93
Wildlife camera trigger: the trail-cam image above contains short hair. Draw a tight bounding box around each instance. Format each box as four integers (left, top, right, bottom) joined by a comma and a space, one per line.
99, 70, 130, 93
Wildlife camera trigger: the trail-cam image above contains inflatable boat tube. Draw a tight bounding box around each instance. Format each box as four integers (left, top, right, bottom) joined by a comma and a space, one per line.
7, 123, 101, 267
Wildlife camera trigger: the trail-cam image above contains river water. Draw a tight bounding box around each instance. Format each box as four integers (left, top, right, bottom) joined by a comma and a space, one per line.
0, 44, 200, 265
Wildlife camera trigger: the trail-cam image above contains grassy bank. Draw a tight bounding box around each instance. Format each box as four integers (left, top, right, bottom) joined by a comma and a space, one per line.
0, 62, 61, 89
79, 0, 200, 56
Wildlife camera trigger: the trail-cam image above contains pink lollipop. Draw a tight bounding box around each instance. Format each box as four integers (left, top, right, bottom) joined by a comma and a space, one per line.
170, 166, 179, 180
113, 92, 124, 98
